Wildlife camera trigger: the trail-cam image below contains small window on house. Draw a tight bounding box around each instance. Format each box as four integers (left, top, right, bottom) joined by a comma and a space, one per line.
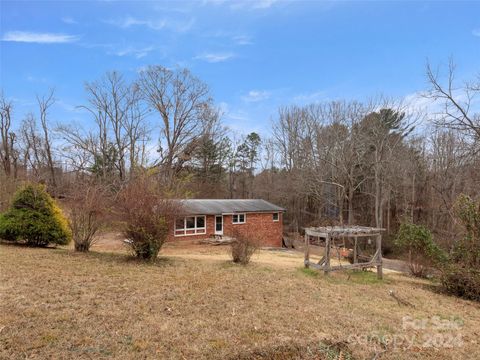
232, 213, 246, 224
273, 213, 279, 222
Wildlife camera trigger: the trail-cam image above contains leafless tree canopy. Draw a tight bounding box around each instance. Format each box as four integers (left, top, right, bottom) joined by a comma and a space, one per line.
425, 59, 480, 146
58, 72, 150, 183
0, 61, 479, 253
137, 66, 213, 183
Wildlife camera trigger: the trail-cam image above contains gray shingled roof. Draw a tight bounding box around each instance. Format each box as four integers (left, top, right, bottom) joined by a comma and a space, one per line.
177, 199, 285, 215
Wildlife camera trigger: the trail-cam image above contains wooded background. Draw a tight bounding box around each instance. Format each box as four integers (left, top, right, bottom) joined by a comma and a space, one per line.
1, 60, 479, 253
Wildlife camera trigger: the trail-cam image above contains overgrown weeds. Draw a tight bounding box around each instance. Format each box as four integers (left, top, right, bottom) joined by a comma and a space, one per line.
67, 181, 109, 252
230, 230, 259, 265
117, 174, 178, 260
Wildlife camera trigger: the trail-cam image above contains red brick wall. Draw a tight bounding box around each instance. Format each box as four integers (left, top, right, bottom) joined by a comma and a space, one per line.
222, 213, 283, 247
167, 212, 283, 247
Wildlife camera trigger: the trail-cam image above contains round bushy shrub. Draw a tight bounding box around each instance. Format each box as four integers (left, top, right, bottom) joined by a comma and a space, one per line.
0, 184, 71, 246
440, 195, 480, 301
117, 175, 175, 261
441, 265, 480, 301
230, 230, 258, 265
394, 221, 447, 277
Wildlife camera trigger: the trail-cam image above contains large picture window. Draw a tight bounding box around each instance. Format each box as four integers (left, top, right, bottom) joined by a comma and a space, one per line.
175, 216, 206, 236
232, 213, 246, 224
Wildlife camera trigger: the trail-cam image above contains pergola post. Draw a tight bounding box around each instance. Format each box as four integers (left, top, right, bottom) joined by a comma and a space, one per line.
304, 226, 384, 277
376, 233, 383, 279
353, 236, 358, 264
304, 233, 310, 268
324, 234, 331, 275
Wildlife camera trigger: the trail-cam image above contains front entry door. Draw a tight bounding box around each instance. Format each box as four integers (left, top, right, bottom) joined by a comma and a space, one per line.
215, 215, 223, 235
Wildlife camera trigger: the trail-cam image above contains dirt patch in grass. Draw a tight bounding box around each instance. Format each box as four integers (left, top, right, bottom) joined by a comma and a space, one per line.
1, 238, 480, 359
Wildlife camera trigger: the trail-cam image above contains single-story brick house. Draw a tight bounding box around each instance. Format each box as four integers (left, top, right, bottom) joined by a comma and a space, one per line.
168, 199, 285, 247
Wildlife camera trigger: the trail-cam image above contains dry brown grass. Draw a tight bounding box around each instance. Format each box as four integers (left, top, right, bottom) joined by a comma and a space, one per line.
1, 236, 480, 359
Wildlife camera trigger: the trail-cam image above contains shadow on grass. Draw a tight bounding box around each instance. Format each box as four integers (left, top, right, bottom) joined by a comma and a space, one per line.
0, 239, 58, 249
299, 267, 320, 278
343, 270, 389, 285
71, 249, 177, 267
219, 259, 253, 269
297, 267, 391, 285
387, 271, 442, 292
1, 241, 179, 268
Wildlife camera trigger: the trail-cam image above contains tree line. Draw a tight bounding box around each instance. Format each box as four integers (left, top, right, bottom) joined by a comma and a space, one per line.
1, 61, 479, 251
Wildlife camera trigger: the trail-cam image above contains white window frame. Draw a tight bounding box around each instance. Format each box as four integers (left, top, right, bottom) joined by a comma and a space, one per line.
232, 213, 246, 224
174, 215, 206, 237
273, 212, 280, 222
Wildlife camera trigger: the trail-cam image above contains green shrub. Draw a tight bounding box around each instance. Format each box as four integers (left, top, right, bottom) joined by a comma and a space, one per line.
0, 184, 71, 247
439, 195, 480, 301
394, 221, 447, 277
453, 195, 480, 268
441, 265, 480, 301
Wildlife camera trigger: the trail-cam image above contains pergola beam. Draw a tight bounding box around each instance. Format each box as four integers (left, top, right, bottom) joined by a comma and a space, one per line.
303, 226, 385, 279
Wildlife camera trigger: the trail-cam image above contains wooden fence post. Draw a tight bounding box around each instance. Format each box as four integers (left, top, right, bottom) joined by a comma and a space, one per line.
353, 236, 358, 264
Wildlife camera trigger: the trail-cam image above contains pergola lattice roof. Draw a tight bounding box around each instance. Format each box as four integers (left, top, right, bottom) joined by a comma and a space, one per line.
305, 226, 385, 238
304, 225, 385, 278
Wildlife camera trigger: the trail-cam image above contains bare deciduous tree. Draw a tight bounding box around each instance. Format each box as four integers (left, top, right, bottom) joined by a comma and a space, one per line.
0, 94, 16, 177
37, 90, 57, 187
68, 181, 108, 252
58, 72, 149, 182
426, 59, 480, 146
137, 66, 212, 184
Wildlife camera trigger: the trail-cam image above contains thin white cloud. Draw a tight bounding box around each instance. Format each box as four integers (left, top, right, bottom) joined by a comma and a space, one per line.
227, 111, 250, 122
404, 91, 434, 112
473, 28, 480, 37
113, 46, 154, 59
404, 89, 479, 117
194, 52, 235, 63
171, 18, 195, 33
230, 0, 278, 10
201, 0, 228, 6
26, 75, 48, 83
293, 90, 325, 104
1, 31, 79, 43
105, 16, 194, 33
233, 35, 253, 45
109, 16, 166, 30
242, 90, 270, 102
252, 0, 278, 9
218, 101, 229, 113
56, 99, 84, 113
203, 0, 280, 10
203, 31, 253, 46
61, 16, 77, 24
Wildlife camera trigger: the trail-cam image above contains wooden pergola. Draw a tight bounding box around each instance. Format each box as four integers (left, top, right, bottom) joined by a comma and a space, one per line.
304, 226, 385, 279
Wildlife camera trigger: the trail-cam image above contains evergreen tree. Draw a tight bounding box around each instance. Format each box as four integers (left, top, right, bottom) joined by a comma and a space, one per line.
0, 184, 71, 246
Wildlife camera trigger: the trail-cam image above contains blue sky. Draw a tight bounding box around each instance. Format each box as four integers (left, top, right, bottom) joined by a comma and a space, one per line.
1, 0, 479, 136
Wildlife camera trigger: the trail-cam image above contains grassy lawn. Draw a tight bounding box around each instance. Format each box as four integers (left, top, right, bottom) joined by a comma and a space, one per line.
1, 239, 479, 359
